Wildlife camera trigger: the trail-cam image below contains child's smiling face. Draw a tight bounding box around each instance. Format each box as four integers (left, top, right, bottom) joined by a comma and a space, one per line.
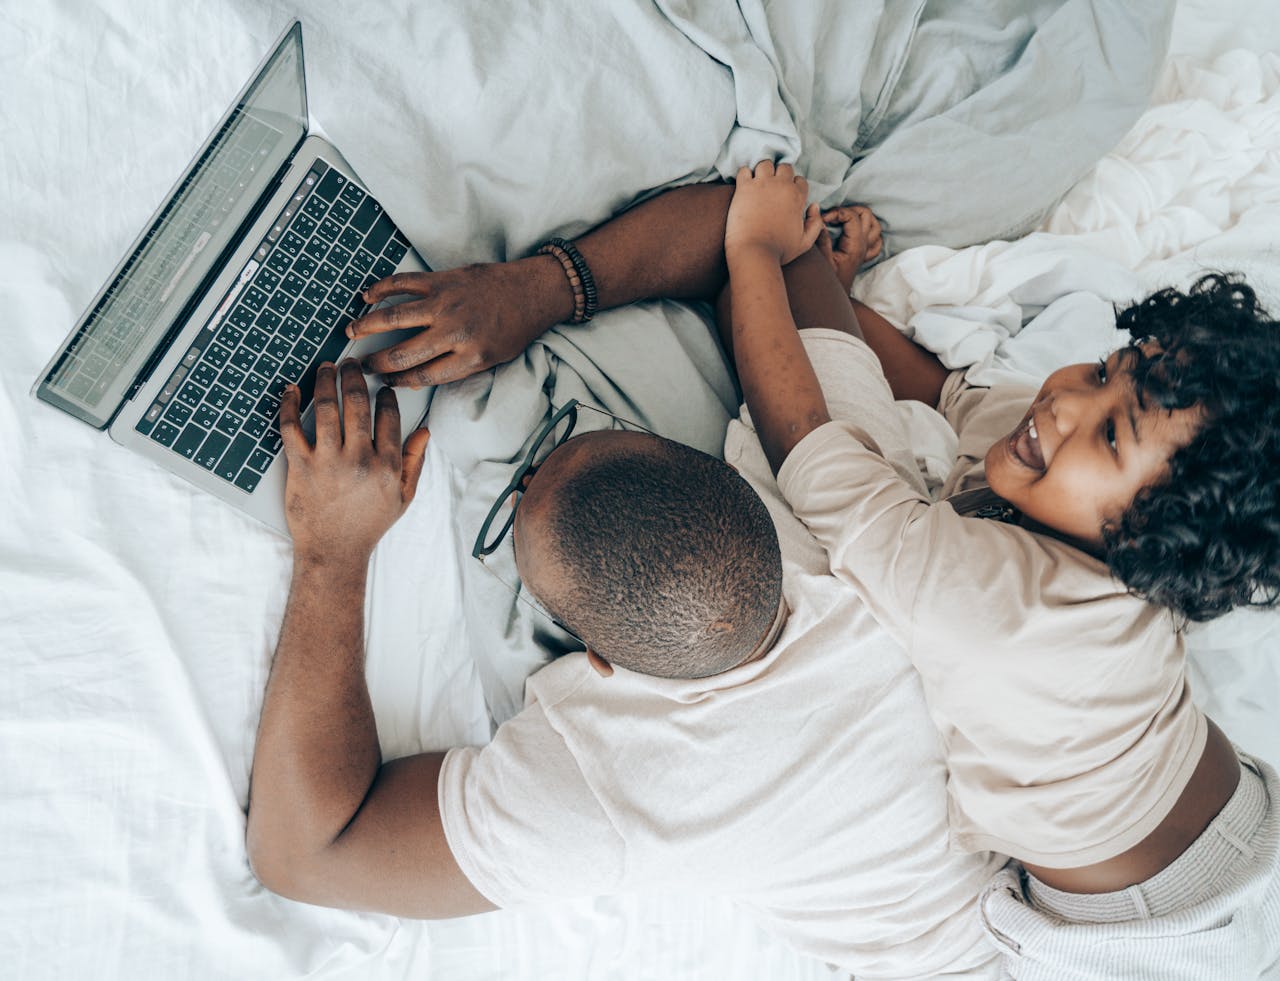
983, 347, 1204, 550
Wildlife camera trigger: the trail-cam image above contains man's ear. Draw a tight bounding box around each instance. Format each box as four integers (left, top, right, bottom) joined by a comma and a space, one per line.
586, 649, 614, 678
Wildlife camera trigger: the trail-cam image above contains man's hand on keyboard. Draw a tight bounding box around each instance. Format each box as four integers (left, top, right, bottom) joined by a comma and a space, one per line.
279, 359, 430, 564
346, 257, 573, 389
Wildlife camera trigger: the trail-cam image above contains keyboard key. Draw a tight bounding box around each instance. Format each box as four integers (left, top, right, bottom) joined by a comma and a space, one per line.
292, 254, 318, 279
265, 335, 292, 361
190, 362, 219, 388
292, 213, 317, 238
372, 257, 397, 281
339, 266, 364, 293
303, 236, 328, 261
350, 196, 381, 233
244, 326, 271, 351
214, 412, 242, 437
303, 318, 331, 345
256, 309, 282, 333
216, 434, 259, 482
254, 352, 282, 378
315, 168, 345, 202
195, 430, 230, 471
247, 448, 275, 474
318, 217, 343, 243
314, 262, 340, 288
242, 286, 268, 312
152, 421, 182, 448
303, 194, 328, 220
267, 291, 292, 314
216, 322, 245, 348
339, 226, 364, 252
243, 413, 269, 440
228, 305, 256, 332
279, 317, 304, 344
230, 346, 258, 372
281, 271, 307, 297
290, 298, 317, 323
233, 468, 263, 493
339, 181, 364, 207
217, 364, 247, 390
292, 337, 318, 363
280, 230, 306, 257
228, 391, 256, 418
352, 248, 376, 273
174, 423, 208, 459
176, 381, 204, 410
303, 280, 328, 306
384, 236, 408, 264
241, 373, 267, 399
204, 342, 232, 369
326, 243, 352, 268
329, 200, 353, 224
255, 267, 280, 292
257, 391, 282, 417
266, 248, 292, 275
281, 355, 308, 382
363, 214, 395, 255
259, 429, 283, 455
206, 384, 232, 411
194, 404, 221, 431
316, 302, 342, 327
163, 401, 193, 427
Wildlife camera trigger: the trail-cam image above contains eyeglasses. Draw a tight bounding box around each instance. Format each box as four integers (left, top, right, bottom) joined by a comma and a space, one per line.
471, 399, 654, 639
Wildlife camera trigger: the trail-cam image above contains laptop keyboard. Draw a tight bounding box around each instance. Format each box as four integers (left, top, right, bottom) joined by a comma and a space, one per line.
133, 159, 410, 494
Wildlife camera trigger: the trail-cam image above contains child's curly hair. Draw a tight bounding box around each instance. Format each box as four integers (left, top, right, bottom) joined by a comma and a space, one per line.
1103, 273, 1280, 623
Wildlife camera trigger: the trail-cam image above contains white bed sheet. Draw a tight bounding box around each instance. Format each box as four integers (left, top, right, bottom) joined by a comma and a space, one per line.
2, 1, 1277, 979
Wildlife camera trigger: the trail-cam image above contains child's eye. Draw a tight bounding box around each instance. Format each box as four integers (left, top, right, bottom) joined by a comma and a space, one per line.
1105, 419, 1118, 453
1096, 358, 1109, 385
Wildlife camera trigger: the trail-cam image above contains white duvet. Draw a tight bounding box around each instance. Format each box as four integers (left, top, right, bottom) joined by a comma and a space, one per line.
2, 1, 1278, 979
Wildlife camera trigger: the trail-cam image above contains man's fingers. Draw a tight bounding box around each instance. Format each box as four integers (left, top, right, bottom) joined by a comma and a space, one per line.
360, 330, 454, 377
279, 383, 309, 461
754, 159, 776, 178
373, 384, 401, 459
339, 359, 372, 446
381, 353, 472, 390
347, 297, 436, 340
400, 427, 431, 506
312, 362, 341, 451
776, 161, 794, 181
361, 272, 433, 306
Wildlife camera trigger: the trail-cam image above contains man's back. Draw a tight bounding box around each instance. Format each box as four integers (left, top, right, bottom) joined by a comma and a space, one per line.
438, 565, 1004, 977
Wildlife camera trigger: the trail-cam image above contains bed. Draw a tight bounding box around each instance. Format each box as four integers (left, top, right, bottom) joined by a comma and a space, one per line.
3, 1, 1277, 978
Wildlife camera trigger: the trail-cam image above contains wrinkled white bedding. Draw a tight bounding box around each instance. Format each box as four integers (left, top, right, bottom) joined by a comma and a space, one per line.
2, 1, 1277, 980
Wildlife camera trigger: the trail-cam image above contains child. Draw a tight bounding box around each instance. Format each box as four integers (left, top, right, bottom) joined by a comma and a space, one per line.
722, 160, 1280, 979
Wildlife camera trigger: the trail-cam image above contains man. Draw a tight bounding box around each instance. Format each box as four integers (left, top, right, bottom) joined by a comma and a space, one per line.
246, 358, 1005, 978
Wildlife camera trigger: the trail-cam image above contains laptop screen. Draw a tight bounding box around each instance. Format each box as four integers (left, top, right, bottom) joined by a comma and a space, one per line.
36, 22, 308, 429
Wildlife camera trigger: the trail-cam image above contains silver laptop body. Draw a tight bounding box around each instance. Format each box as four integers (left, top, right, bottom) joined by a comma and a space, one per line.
32, 21, 432, 536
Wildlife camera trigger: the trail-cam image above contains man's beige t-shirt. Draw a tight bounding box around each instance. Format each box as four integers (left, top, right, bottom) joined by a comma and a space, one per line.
778, 333, 1206, 869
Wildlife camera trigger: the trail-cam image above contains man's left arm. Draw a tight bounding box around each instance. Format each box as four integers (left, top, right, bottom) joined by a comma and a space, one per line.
245, 359, 495, 918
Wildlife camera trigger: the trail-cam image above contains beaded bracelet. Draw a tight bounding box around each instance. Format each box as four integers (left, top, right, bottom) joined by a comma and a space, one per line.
537, 237, 599, 324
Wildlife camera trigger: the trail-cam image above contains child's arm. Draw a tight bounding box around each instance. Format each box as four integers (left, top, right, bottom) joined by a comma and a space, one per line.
723, 161, 832, 473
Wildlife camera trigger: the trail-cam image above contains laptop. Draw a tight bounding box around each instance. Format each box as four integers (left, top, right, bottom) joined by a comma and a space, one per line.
32, 20, 433, 536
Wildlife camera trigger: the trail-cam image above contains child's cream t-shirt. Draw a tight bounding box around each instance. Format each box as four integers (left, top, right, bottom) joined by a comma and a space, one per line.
778, 334, 1206, 869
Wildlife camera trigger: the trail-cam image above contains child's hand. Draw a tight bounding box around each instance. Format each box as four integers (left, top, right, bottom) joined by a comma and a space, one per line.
816, 205, 883, 293
725, 160, 824, 265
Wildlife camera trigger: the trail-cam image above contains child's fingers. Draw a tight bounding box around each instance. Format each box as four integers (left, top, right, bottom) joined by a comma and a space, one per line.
736, 165, 752, 183
800, 202, 824, 252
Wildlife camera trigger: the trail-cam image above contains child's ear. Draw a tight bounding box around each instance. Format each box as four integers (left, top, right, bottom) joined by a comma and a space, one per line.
586, 649, 614, 678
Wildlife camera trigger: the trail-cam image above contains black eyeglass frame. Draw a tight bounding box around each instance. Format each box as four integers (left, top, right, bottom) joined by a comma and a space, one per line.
471, 399, 583, 560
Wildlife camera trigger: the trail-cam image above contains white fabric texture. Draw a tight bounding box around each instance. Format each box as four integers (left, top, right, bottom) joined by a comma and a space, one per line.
2, 1, 1278, 980
438, 329, 1005, 980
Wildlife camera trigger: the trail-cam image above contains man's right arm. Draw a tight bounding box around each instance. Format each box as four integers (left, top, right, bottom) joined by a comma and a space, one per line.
350, 183, 735, 387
